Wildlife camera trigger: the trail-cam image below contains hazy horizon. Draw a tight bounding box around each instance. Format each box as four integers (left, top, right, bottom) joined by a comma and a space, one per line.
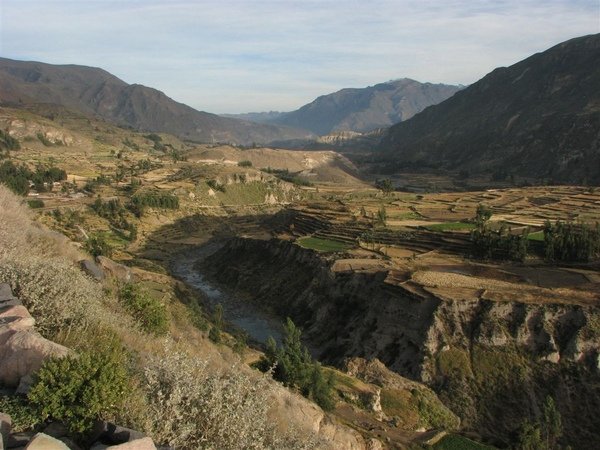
1, 0, 598, 113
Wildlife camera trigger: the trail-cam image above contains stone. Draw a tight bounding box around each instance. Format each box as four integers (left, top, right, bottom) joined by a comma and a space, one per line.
8, 432, 35, 449
0, 330, 70, 387
88, 423, 145, 446
78, 260, 104, 281
24, 433, 70, 450
102, 438, 156, 450
0, 306, 36, 347
0, 412, 12, 445
96, 257, 132, 283
42, 423, 68, 439
0, 284, 16, 302
58, 437, 82, 450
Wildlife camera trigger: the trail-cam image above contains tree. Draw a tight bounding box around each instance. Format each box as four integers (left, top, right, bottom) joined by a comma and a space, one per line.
375, 178, 394, 195
258, 318, 335, 411
474, 204, 492, 228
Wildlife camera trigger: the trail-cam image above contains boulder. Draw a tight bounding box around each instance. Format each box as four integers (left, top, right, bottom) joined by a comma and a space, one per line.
42, 423, 68, 439
0, 306, 36, 346
78, 260, 104, 281
0, 284, 16, 302
0, 413, 11, 448
24, 433, 70, 450
91, 438, 156, 450
0, 330, 70, 387
87, 423, 145, 447
96, 257, 132, 283
7, 431, 34, 449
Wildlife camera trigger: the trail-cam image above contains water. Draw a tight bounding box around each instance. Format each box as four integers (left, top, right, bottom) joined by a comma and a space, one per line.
171, 244, 283, 345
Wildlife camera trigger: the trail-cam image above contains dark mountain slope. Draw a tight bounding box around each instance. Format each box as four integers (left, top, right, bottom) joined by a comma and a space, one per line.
0, 58, 312, 145
377, 34, 600, 184
229, 79, 461, 135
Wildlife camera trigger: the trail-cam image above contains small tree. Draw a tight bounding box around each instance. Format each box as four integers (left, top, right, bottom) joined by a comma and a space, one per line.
28, 349, 129, 434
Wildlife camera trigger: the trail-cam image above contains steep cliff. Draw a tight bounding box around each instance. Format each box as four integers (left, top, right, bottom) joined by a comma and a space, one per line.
202, 237, 600, 448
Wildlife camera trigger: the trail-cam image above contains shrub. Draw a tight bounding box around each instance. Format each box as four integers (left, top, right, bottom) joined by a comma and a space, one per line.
258, 319, 335, 411
119, 283, 169, 336
27, 199, 45, 208
142, 344, 319, 450
238, 160, 253, 167
0, 394, 40, 432
28, 349, 129, 434
85, 233, 113, 257
0, 129, 20, 151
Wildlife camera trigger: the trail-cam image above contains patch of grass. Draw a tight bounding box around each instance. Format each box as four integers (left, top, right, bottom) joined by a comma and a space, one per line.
437, 348, 473, 379
296, 236, 353, 252
527, 231, 545, 241
432, 434, 497, 450
425, 221, 476, 232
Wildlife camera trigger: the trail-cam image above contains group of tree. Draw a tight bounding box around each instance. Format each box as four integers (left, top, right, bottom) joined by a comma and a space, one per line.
90, 197, 137, 240
257, 318, 335, 411
470, 204, 528, 261
0, 129, 20, 155
518, 396, 563, 450
129, 191, 179, 216
543, 220, 600, 262
375, 178, 394, 194
0, 160, 66, 195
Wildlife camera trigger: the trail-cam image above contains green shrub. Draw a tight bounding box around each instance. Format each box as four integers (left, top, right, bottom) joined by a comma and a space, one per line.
27, 199, 45, 209
119, 283, 169, 335
85, 233, 113, 257
0, 394, 40, 432
238, 160, 253, 167
0, 129, 20, 151
28, 349, 129, 434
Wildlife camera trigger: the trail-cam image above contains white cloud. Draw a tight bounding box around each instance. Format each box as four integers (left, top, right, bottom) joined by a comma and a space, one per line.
0, 0, 598, 112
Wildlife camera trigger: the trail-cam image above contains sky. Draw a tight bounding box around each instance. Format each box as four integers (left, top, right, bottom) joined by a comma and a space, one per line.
0, 1, 599, 113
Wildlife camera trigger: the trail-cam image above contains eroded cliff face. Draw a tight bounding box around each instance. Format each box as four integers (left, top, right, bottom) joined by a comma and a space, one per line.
202, 237, 600, 448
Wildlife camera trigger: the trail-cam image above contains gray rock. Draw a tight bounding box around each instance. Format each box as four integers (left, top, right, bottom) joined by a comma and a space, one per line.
78, 260, 104, 281
24, 433, 70, 449
7, 432, 34, 449
102, 438, 156, 450
96, 257, 132, 283
86, 423, 145, 447
0, 284, 16, 302
42, 423, 68, 439
0, 412, 11, 445
57, 437, 81, 450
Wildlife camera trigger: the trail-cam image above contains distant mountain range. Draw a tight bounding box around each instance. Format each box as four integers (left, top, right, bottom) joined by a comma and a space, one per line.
376, 34, 600, 184
0, 58, 313, 145
225, 79, 461, 135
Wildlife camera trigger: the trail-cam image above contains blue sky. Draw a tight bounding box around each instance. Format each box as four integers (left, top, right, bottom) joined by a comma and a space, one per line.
0, 1, 598, 113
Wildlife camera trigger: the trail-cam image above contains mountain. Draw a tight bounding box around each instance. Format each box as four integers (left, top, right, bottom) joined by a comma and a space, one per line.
221, 111, 286, 124
0, 58, 313, 145
376, 34, 600, 184
257, 79, 461, 135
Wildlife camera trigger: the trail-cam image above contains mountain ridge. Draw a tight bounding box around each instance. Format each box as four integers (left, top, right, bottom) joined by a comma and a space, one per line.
0, 57, 313, 145
376, 34, 600, 184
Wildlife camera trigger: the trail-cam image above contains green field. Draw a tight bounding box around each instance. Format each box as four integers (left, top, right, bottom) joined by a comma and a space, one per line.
432, 434, 497, 450
425, 222, 476, 232
527, 230, 545, 241
296, 236, 353, 252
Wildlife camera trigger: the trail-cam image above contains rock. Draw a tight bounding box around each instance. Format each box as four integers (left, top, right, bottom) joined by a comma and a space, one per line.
0, 414, 10, 445
16, 375, 34, 395
0, 284, 16, 302
0, 330, 70, 387
42, 423, 68, 439
95, 438, 156, 450
78, 260, 104, 281
88, 423, 146, 446
96, 257, 132, 283
7, 432, 34, 449
58, 437, 81, 450
0, 306, 36, 346
366, 438, 383, 450
25, 433, 70, 450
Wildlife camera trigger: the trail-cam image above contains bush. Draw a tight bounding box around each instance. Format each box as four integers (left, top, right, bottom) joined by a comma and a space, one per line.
543, 220, 600, 262
85, 233, 113, 257
27, 199, 45, 208
237, 160, 253, 167
142, 344, 319, 450
258, 318, 335, 411
119, 283, 169, 336
0, 394, 40, 432
0, 130, 20, 151
28, 348, 129, 434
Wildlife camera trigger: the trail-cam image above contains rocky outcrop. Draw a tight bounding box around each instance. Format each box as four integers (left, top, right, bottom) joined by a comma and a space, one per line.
202, 238, 600, 448
0, 285, 70, 389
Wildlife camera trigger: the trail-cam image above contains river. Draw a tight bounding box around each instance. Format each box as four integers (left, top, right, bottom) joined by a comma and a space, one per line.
170, 243, 283, 345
